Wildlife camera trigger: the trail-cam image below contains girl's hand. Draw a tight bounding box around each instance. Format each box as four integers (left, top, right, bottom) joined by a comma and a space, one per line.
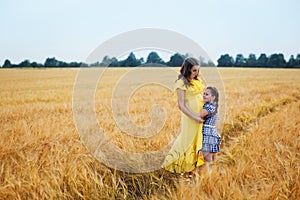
195, 116, 204, 123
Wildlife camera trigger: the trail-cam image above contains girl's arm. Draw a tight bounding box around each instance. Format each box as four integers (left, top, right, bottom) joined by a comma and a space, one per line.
177, 89, 202, 122
199, 108, 209, 119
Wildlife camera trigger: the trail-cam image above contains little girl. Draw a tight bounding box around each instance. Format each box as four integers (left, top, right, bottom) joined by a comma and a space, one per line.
199, 86, 221, 167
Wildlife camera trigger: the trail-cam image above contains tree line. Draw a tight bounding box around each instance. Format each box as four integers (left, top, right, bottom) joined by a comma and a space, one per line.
1, 51, 300, 68
0, 52, 188, 68
217, 53, 300, 68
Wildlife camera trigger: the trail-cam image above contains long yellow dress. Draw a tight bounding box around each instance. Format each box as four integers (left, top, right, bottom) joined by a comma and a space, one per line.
162, 78, 205, 173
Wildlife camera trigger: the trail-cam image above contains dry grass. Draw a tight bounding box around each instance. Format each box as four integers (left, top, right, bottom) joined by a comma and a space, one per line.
0, 67, 299, 199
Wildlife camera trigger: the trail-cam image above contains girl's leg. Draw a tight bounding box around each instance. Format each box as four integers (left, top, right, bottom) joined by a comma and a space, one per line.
202, 151, 213, 174
203, 151, 212, 162
211, 153, 217, 161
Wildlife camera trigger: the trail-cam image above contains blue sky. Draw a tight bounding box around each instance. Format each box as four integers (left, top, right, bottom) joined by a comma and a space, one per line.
1, 0, 299, 64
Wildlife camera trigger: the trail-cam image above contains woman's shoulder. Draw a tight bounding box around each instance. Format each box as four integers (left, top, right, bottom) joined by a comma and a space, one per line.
174, 78, 187, 90
175, 78, 185, 84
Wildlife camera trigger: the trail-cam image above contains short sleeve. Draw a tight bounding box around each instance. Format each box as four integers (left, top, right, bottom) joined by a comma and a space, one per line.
203, 103, 216, 115
174, 79, 187, 91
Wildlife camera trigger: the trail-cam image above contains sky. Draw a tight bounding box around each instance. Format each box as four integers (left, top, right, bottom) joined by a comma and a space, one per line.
1, 0, 300, 65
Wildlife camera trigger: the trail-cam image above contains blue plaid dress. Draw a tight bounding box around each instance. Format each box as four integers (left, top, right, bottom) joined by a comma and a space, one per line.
201, 102, 221, 153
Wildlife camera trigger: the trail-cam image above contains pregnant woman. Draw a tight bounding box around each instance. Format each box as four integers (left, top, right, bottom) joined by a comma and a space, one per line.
162, 57, 206, 174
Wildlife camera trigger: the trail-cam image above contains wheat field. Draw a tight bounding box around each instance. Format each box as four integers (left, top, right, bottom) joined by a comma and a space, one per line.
0, 67, 299, 199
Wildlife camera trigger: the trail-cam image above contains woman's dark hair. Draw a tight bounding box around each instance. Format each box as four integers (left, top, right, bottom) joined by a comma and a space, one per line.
207, 86, 219, 117
177, 57, 200, 87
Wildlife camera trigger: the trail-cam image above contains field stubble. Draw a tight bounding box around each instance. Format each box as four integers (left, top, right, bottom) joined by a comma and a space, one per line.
0, 67, 299, 199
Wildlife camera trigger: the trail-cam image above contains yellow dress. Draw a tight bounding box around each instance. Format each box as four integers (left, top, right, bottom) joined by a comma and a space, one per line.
162, 78, 205, 173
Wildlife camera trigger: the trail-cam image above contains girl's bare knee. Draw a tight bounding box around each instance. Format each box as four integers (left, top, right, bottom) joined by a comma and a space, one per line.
203, 152, 212, 162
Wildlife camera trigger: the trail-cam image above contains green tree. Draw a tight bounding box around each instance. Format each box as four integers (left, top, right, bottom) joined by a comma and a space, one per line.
246, 54, 257, 67
256, 53, 268, 67
108, 57, 120, 67
120, 52, 141, 67
267, 53, 286, 67
167, 53, 186, 66
139, 57, 144, 64
146, 51, 164, 65
207, 60, 215, 67
18, 59, 31, 67
68, 62, 81, 68
2, 59, 12, 68
199, 56, 207, 66
295, 54, 300, 67
44, 57, 60, 67
90, 61, 101, 67
287, 55, 296, 68
217, 54, 234, 67
199, 56, 215, 66
234, 54, 246, 67
100, 56, 112, 66
44, 57, 74, 68
31, 62, 43, 68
